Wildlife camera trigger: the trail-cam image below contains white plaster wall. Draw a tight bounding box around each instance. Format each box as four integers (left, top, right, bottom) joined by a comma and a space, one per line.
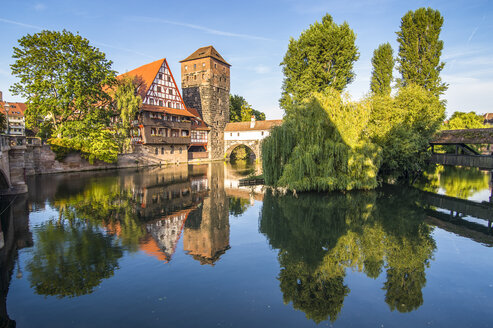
224, 130, 270, 141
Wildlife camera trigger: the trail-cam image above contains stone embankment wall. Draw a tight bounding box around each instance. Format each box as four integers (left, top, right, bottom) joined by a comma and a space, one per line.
24, 143, 187, 176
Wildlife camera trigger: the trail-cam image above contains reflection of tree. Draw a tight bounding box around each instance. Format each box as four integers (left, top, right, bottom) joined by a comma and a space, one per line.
439, 166, 489, 199
228, 197, 251, 217
260, 187, 436, 323
53, 178, 145, 252
27, 219, 122, 298
415, 165, 489, 199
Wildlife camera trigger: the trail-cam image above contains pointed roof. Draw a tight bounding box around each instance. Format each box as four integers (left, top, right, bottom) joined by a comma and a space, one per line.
180, 46, 231, 67
119, 58, 165, 95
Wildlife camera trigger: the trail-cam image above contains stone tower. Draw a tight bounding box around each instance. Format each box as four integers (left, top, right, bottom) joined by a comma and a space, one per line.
180, 46, 230, 160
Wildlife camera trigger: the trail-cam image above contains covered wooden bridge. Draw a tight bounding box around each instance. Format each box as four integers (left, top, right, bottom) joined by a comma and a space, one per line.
429, 128, 493, 169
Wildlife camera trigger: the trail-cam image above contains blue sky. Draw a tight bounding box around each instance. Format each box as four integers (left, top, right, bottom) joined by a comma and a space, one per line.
0, 0, 492, 119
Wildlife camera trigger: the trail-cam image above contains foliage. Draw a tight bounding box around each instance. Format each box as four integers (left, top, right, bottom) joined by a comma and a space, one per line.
368, 84, 445, 180
27, 219, 123, 298
262, 89, 381, 191
260, 187, 436, 322
230, 145, 254, 161
229, 197, 251, 217
370, 43, 394, 96
396, 8, 447, 97
280, 14, 359, 108
10, 29, 118, 162
0, 112, 7, 132
229, 94, 265, 122
442, 111, 486, 130
112, 75, 142, 152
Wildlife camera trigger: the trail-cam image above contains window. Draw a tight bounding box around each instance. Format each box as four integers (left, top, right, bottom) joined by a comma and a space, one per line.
230, 133, 232, 136
149, 98, 154, 105
155, 148, 158, 155
168, 76, 171, 82
237, 133, 240, 136
157, 86, 162, 92
194, 75, 197, 80
161, 147, 164, 154
194, 64, 196, 69
214, 63, 217, 68
261, 131, 264, 136
185, 65, 188, 71
168, 101, 171, 107
179, 147, 182, 154
171, 146, 174, 154
159, 100, 163, 106
202, 62, 205, 67
158, 73, 163, 79
202, 74, 204, 79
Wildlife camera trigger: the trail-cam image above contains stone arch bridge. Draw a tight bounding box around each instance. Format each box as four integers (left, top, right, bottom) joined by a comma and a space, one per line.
0, 135, 31, 195
223, 119, 283, 160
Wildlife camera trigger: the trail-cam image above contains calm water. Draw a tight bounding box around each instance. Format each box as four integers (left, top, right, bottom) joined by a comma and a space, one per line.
1, 163, 492, 327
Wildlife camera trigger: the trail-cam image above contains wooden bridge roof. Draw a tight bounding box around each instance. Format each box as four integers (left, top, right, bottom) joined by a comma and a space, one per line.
430, 128, 493, 144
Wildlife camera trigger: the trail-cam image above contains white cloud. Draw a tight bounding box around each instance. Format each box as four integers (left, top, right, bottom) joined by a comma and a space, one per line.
127, 16, 274, 41
33, 3, 46, 12
253, 65, 271, 74
0, 18, 42, 30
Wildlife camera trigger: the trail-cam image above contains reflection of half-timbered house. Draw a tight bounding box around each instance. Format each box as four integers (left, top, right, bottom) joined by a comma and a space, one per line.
120, 58, 197, 163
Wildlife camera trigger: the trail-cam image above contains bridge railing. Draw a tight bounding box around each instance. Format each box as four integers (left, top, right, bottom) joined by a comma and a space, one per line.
430, 153, 493, 170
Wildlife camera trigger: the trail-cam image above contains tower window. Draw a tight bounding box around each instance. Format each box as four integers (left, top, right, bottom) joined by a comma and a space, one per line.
202, 62, 205, 67
161, 147, 164, 154
155, 148, 158, 155
185, 65, 188, 71
194, 64, 196, 69
214, 64, 217, 68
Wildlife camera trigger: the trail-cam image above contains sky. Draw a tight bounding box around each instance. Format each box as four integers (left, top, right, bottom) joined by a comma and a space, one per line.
0, 0, 492, 119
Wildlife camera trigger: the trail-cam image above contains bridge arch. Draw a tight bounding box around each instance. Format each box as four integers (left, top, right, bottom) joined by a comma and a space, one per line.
224, 141, 260, 161
0, 168, 11, 192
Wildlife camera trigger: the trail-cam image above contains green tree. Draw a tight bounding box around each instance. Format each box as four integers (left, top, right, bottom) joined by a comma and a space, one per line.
10, 29, 118, 162
112, 75, 142, 152
442, 111, 486, 130
396, 8, 447, 97
370, 43, 394, 95
280, 14, 359, 108
368, 85, 445, 180
0, 112, 6, 132
262, 89, 381, 192
229, 94, 265, 122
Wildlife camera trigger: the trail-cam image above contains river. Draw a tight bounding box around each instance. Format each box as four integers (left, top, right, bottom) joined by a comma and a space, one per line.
0, 162, 492, 327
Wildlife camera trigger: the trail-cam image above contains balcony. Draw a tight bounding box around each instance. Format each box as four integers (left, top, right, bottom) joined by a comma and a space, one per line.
146, 135, 191, 145
141, 117, 191, 129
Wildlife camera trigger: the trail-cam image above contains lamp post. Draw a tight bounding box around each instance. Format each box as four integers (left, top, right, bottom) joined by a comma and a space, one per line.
4, 102, 10, 135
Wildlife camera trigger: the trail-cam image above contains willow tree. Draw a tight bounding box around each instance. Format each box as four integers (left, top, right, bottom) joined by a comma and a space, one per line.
396, 8, 447, 97
370, 43, 394, 95
280, 14, 359, 108
263, 89, 381, 191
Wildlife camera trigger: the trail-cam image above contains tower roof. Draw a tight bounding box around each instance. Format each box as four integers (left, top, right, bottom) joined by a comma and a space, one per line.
180, 46, 231, 67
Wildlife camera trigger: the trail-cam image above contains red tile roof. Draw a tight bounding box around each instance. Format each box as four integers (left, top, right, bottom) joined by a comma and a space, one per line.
224, 120, 283, 132
0, 101, 26, 118
180, 46, 231, 67
119, 58, 165, 96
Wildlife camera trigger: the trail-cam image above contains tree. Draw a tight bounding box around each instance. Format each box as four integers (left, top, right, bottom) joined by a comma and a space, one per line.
370, 43, 394, 95
442, 111, 486, 130
229, 94, 265, 122
10, 29, 118, 162
396, 8, 447, 97
262, 89, 381, 192
280, 14, 359, 108
0, 112, 6, 132
368, 85, 445, 180
112, 75, 142, 152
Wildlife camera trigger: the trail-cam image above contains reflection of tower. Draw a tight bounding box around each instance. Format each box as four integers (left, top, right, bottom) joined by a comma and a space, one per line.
183, 163, 230, 265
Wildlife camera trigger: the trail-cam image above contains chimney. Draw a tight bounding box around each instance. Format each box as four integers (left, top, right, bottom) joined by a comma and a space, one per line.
250, 115, 255, 129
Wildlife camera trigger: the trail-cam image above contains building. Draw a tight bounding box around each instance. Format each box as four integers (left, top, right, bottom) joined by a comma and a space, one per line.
120, 58, 196, 163
0, 101, 26, 135
180, 46, 231, 160
484, 113, 493, 126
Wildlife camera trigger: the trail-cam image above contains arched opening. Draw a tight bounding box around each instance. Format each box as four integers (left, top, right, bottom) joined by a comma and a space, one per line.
0, 169, 10, 192
228, 144, 256, 163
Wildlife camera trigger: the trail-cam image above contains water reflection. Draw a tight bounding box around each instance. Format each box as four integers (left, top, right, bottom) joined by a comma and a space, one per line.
260, 187, 436, 322
0, 163, 492, 326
